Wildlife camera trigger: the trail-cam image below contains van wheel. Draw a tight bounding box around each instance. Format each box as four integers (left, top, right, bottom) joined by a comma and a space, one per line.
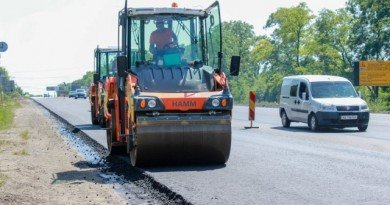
358, 125, 368, 132
309, 114, 319, 132
281, 110, 291, 128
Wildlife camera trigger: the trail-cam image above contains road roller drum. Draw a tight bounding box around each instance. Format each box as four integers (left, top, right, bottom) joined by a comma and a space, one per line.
130, 114, 231, 166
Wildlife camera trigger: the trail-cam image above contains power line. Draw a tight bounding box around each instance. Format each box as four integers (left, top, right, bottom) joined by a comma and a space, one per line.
8, 68, 93, 74
12, 76, 76, 79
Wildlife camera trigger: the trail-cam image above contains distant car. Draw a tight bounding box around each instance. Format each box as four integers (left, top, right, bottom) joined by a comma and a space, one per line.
68, 91, 76, 98
75, 89, 87, 99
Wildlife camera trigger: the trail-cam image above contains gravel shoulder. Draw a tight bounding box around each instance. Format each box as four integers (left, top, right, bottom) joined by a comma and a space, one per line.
0, 99, 126, 205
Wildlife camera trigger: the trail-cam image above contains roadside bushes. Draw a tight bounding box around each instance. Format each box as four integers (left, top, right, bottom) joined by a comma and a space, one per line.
0, 95, 21, 130
357, 87, 390, 113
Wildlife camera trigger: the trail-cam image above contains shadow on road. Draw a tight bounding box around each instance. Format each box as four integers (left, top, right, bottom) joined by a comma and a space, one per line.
52, 170, 105, 185
271, 126, 360, 133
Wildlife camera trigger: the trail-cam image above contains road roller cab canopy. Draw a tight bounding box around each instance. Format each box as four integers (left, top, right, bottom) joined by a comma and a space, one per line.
116, 2, 236, 93
93, 48, 120, 82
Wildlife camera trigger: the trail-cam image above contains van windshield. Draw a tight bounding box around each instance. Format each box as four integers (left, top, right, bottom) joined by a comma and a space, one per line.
311, 81, 358, 98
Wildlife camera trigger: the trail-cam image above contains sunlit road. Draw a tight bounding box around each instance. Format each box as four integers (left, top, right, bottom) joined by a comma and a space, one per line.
34, 97, 390, 204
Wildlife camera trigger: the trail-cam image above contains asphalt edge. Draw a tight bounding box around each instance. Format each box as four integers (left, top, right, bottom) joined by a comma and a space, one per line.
30, 98, 191, 205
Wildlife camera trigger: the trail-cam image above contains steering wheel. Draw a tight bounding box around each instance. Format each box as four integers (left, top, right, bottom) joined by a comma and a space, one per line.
163, 42, 179, 50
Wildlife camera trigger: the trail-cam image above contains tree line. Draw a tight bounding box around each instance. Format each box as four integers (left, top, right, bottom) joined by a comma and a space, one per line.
0, 67, 23, 96
56, 71, 94, 95
58, 0, 389, 110
224, 0, 389, 111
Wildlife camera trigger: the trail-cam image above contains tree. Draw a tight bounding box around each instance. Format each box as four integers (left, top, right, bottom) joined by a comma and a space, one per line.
347, 0, 390, 60
221, 21, 257, 103
0, 67, 10, 93
58, 71, 94, 94
0, 67, 23, 96
249, 3, 314, 102
251, 36, 274, 73
222, 21, 257, 75
81, 71, 94, 87
70, 71, 94, 88
306, 9, 354, 77
265, 3, 314, 70
347, 0, 390, 98
0, 67, 9, 79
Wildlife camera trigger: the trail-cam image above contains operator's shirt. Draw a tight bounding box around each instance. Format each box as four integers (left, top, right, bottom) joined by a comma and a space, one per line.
149, 28, 175, 51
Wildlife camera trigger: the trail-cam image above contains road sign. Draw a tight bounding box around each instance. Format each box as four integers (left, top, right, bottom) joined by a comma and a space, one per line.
249, 91, 255, 121
0, 76, 13, 93
0, 42, 8, 52
46, 86, 59, 91
245, 91, 259, 129
354, 61, 390, 86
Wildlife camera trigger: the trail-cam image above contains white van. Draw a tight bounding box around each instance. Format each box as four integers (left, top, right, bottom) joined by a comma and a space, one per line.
279, 75, 369, 131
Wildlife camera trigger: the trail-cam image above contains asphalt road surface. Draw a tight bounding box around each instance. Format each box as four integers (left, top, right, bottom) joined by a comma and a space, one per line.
34, 97, 390, 204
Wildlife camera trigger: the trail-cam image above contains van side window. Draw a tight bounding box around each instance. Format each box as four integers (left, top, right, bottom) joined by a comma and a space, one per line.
290, 83, 298, 97
299, 82, 309, 100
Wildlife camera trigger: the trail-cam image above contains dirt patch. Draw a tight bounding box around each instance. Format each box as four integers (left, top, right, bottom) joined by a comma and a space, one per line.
0, 100, 126, 205
19, 130, 30, 141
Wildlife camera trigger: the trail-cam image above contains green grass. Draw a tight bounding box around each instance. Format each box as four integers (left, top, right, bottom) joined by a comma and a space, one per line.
365, 95, 390, 113
0, 140, 12, 147
0, 106, 14, 130
0, 96, 20, 130
13, 149, 29, 156
0, 172, 7, 187
20, 130, 30, 141
368, 101, 389, 113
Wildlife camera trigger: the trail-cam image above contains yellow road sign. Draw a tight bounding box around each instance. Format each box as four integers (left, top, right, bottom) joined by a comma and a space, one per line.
359, 61, 390, 86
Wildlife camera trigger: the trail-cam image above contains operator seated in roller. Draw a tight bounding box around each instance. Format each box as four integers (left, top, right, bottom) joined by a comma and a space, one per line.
149, 18, 178, 59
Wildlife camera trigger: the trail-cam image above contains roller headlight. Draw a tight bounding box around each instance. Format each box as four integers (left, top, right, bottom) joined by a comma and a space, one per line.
148, 99, 156, 108
211, 98, 220, 107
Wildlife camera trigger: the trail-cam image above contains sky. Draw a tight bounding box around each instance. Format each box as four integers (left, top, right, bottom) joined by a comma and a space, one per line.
0, 0, 347, 95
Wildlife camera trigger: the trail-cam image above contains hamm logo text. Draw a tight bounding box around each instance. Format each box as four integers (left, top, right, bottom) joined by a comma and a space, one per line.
172, 101, 196, 107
